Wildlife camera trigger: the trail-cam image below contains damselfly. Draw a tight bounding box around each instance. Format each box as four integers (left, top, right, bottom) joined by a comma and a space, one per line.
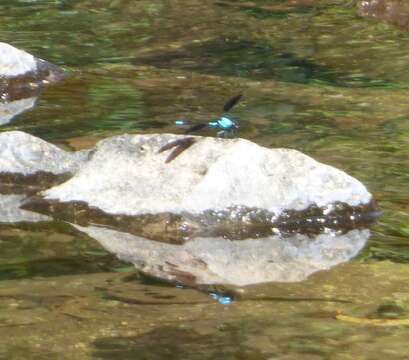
175, 94, 243, 137
159, 94, 243, 163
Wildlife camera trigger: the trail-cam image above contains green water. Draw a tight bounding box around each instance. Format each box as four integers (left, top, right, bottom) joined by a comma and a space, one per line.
1, 0, 409, 358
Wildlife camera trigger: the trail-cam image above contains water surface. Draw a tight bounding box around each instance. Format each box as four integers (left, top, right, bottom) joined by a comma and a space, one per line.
1, 0, 409, 359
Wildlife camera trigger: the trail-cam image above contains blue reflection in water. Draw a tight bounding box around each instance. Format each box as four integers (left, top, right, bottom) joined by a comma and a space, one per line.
209, 292, 234, 305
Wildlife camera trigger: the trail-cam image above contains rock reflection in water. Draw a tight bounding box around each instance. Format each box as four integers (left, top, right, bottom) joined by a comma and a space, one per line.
73, 224, 369, 286
0, 171, 372, 288
0, 194, 50, 223
0, 97, 37, 126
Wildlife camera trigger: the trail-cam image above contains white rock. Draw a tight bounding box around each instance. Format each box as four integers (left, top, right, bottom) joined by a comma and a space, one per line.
0, 131, 372, 218
42, 133, 372, 216
74, 224, 369, 286
0, 42, 64, 86
0, 131, 88, 175
0, 42, 38, 77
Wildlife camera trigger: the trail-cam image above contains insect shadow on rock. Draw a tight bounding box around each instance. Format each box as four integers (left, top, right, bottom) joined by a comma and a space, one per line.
158, 137, 196, 164
158, 94, 243, 163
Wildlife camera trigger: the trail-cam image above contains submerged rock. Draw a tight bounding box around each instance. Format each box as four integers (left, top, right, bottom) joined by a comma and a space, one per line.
357, 0, 409, 31
73, 224, 369, 286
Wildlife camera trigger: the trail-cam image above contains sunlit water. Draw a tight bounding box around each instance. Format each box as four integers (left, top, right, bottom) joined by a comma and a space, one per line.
1, 0, 409, 359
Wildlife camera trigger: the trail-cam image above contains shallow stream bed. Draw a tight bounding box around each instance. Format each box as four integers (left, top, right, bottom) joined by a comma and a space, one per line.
1, 1, 409, 359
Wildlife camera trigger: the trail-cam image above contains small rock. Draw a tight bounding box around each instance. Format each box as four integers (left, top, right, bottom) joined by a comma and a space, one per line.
0, 42, 63, 80
0, 42, 38, 78
0, 131, 88, 176
0, 42, 65, 99
357, 0, 409, 31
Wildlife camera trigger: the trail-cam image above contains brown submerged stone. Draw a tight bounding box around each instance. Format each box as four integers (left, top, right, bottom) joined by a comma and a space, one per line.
358, 0, 409, 31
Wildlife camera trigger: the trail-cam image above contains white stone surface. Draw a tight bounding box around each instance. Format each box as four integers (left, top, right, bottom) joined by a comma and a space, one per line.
0, 131, 372, 217
0, 42, 37, 77
0, 131, 88, 175
74, 224, 369, 285
42, 133, 372, 216
0, 194, 50, 223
